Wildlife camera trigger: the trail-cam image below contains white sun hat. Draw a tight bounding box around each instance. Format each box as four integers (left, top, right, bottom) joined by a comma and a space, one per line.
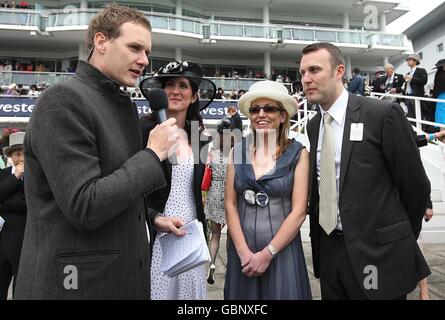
238, 80, 297, 117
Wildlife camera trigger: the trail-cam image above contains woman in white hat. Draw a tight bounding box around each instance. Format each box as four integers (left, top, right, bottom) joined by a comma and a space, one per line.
224, 80, 312, 299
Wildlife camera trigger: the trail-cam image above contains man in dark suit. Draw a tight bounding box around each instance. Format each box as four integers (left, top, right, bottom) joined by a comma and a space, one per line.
370, 67, 386, 93
404, 54, 428, 119
0, 132, 26, 300
301, 42, 431, 299
15, 4, 184, 300
383, 64, 404, 94
227, 106, 243, 143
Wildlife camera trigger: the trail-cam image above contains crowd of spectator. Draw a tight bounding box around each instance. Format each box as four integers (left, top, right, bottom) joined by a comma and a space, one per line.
1, 1, 31, 9
2, 61, 441, 105
214, 70, 267, 79
0, 61, 53, 72
0, 83, 46, 96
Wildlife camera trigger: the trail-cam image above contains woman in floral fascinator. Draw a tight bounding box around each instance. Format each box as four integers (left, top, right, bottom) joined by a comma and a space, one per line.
139, 61, 216, 300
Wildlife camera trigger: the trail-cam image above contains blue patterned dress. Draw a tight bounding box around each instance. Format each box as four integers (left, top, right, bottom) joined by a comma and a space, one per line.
224, 137, 312, 300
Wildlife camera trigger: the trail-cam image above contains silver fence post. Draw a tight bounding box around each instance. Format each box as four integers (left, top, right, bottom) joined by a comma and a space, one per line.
297, 100, 301, 133
415, 97, 422, 130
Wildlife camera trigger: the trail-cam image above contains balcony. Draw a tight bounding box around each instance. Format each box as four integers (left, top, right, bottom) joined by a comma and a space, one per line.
0, 71, 265, 92
45, 9, 202, 35
209, 21, 276, 39
282, 26, 368, 45
0, 8, 40, 29
145, 13, 202, 35
369, 33, 406, 47
0, 8, 409, 50
46, 9, 97, 28
0, 71, 74, 87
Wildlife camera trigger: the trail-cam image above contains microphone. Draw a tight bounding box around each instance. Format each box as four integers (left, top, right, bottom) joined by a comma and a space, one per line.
145, 88, 177, 164
146, 88, 169, 123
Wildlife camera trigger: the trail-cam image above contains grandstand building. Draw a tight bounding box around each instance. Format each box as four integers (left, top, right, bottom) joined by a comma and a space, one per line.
0, 0, 412, 90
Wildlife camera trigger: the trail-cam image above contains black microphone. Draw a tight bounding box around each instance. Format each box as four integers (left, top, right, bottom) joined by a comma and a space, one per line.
145, 88, 177, 164
146, 88, 169, 123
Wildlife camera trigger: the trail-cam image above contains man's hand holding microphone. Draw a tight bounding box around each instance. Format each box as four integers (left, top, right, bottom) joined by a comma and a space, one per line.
147, 117, 179, 162
145, 88, 179, 162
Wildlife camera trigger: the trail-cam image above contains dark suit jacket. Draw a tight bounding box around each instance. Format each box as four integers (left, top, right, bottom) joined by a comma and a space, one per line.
371, 75, 386, 93
307, 93, 431, 299
0, 167, 27, 264
15, 61, 167, 299
383, 73, 405, 93
140, 117, 209, 239
405, 67, 428, 97
230, 112, 244, 133
432, 70, 445, 98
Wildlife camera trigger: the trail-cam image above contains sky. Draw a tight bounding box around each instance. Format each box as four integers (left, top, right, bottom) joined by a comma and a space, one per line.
386, 0, 444, 34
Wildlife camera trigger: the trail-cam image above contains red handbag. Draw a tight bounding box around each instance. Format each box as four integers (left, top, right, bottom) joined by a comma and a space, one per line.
201, 165, 212, 191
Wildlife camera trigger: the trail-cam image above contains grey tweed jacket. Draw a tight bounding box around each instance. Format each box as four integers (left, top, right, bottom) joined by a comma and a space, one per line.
15, 60, 166, 299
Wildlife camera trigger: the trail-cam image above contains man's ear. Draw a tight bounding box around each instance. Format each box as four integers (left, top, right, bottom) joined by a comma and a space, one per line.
93, 32, 109, 55
336, 64, 345, 81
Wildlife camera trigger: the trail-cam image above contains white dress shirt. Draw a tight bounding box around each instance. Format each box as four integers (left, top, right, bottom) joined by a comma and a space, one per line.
316, 88, 349, 230
385, 73, 395, 87
406, 66, 417, 95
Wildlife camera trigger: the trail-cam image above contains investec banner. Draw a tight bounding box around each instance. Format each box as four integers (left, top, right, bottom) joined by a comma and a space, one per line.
0, 97, 243, 120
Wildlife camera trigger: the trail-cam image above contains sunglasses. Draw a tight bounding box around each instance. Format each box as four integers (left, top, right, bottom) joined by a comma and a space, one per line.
248, 105, 283, 114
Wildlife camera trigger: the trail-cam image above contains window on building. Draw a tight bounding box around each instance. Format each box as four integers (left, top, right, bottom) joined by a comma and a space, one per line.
438, 43, 444, 53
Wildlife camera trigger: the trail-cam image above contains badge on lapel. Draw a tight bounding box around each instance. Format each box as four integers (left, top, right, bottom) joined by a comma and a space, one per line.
350, 123, 364, 141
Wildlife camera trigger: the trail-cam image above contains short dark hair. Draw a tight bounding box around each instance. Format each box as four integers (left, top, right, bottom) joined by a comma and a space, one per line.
301, 42, 345, 70
85, 4, 151, 53
227, 106, 238, 113
352, 67, 361, 74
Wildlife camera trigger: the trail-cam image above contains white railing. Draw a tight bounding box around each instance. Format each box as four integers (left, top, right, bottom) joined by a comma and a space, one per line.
209, 20, 276, 39
289, 99, 317, 134
369, 92, 445, 130
370, 92, 445, 202
0, 71, 74, 87
0, 8, 40, 27
282, 25, 367, 45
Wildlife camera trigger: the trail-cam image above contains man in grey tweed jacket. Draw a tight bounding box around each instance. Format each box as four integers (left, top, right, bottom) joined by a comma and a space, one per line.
15, 4, 184, 299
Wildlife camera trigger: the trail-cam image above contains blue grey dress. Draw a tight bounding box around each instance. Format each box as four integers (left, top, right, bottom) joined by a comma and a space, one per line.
224, 137, 312, 300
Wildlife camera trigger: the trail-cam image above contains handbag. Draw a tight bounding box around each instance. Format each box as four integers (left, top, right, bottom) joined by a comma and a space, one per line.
201, 151, 212, 191
201, 164, 212, 191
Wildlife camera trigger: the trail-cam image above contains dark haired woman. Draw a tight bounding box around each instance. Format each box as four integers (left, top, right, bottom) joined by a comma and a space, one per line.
140, 61, 216, 300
